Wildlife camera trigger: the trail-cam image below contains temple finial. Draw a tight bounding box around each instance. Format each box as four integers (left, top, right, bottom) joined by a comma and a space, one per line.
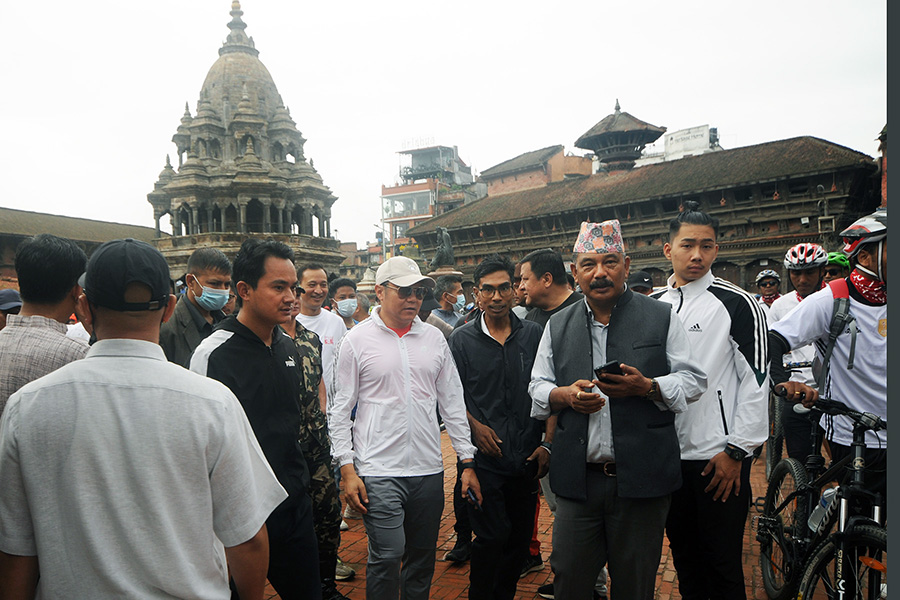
615, 99, 620, 112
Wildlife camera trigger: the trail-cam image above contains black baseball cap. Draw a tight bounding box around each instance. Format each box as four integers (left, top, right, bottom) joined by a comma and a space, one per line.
80, 239, 171, 311
627, 270, 653, 290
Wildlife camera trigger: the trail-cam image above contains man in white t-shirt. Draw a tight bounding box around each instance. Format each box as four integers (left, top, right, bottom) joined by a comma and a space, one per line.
297, 264, 347, 406
769, 208, 887, 498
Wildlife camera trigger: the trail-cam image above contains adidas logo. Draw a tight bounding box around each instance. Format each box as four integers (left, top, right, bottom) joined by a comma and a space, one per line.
688, 323, 703, 332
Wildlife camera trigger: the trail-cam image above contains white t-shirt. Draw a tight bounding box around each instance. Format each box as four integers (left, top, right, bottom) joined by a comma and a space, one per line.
296, 309, 347, 401
768, 292, 816, 386
770, 285, 887, 447
0, 339, 286, 599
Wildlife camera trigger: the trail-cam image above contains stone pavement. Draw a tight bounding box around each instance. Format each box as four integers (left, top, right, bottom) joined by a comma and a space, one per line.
265, 432, 773, 599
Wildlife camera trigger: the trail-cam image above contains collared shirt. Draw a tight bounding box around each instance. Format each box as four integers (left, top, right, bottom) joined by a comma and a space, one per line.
184, 295, 224, 336
529, 299, 705, 462
431, 307, 461, 327
0, 339, 286, 599
330, 306, 476, 477
0, 314, 88, 415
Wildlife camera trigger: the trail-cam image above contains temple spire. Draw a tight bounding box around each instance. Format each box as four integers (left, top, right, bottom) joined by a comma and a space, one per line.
615, 99, 620, 113
220, 0, 258, 56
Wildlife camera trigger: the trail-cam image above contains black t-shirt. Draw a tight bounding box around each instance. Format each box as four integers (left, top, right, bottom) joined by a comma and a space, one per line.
525, 291, 583, 329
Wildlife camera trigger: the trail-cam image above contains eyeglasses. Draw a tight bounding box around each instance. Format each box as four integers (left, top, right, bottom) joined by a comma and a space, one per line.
478, 283, 514, 297
823, 268, 843, 277
759, 281, 778, 288
385, 284, 428, 300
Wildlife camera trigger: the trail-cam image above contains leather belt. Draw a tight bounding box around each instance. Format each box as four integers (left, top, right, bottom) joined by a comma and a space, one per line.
586, 462, 616, 477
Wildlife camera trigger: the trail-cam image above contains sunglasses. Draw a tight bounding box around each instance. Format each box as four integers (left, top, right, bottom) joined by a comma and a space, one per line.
823, 268, 843, 277
759, 281, 778, 287
385, 284, 428, 300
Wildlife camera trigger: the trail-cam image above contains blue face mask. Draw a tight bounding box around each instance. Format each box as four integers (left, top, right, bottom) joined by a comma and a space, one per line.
454, 294, 467, 312
193, 285, 230, 311
335, 298, 358, 318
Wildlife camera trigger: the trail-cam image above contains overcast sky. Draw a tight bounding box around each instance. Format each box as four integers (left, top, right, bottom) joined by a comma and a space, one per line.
0, 1, 886, 248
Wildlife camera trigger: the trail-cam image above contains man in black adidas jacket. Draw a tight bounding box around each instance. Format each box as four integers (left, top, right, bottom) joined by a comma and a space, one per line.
191, 238, 321, 600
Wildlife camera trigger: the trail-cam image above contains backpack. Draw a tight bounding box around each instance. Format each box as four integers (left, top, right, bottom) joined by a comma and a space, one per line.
813, 278, 857, 391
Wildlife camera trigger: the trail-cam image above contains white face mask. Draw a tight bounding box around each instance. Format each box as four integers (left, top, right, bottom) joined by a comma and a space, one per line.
454, 294, 467, 312
335, 298, 358, 317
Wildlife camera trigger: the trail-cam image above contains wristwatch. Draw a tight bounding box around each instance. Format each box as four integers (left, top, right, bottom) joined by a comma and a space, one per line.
643, 378, 659, 401
724, 444, 748, 461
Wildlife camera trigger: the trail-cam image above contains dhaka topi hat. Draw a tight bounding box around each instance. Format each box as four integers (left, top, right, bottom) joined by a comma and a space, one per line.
573, 220, 626, 254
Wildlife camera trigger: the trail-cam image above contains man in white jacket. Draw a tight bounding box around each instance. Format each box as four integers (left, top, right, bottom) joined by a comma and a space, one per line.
330, 256, 481, 600
652, 201, 768, 599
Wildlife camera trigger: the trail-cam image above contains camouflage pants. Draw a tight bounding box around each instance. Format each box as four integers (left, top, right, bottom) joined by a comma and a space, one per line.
304, 439, 342, 580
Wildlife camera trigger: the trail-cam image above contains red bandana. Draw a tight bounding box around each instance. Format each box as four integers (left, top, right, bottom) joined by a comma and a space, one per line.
850, 269, 886, 305
761, 293, 780, 307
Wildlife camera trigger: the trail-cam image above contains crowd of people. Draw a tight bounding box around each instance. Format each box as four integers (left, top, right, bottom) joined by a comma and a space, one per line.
0, 201, 887, 600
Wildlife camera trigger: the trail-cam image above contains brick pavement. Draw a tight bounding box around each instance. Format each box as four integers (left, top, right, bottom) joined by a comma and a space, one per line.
265, 432, 773, 599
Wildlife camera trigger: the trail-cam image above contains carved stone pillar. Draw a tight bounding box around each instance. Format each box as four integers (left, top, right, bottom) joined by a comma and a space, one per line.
207, 208, 214, 233
277, 208, 284, 234
325, 217, 331, 238
191, 208, 199, 234
239, 204, 247, 234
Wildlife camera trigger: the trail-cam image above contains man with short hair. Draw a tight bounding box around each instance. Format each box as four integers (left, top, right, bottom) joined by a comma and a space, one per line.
0, 289, 21, 330
0, 238, 283, 599
297, 264, 347, 404
653, 202, 768, 599
331, 256, 481, 600
191, 238, 322, 599
518, 249, 582, 328
768, 243, 828, 459
0, 234, 88, 416
449, 254, 545, 600
511, 262, 529, 318
432, 274, 464, 327
530, 220, 706, 600
823, 251, 850, 284
329, 278, 359, 330
627, 270, 654, 295
160, 247, 232, 367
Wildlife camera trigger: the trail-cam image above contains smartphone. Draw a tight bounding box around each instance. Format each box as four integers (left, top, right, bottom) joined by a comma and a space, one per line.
466, 488, 482, 511
595, 360, 623, 383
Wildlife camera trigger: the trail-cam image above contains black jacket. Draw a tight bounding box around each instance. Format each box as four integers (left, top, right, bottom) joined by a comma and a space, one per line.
448, 311, 543, 476
190, 315, 310, 503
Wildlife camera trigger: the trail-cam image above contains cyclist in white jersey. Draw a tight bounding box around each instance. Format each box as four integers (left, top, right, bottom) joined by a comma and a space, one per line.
769, 207, 887, 498
768, 242, 827, 459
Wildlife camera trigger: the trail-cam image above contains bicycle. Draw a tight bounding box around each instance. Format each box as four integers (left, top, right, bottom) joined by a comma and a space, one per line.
764, 361, 813, 479
754, 391, 886, 599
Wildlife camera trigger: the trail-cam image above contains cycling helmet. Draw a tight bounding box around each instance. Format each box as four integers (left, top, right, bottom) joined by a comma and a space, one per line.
783, 243, 827, 270
840, 207, 887, 257
755, 269, 780, 285
826, 252, 850, 269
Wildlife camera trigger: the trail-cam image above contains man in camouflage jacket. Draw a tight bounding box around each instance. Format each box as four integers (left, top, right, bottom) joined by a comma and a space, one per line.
291, 323, 349, 600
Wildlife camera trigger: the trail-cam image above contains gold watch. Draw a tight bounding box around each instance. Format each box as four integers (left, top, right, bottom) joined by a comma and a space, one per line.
643, 378, 659, 401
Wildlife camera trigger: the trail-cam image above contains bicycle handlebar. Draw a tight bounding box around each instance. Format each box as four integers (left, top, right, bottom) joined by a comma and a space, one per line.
773, 388, 887, 432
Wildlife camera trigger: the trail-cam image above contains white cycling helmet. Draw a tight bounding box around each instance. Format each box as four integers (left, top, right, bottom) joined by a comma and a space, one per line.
841, 207, 887, 281
755, 269, 780, 285
783, 243, 827, 270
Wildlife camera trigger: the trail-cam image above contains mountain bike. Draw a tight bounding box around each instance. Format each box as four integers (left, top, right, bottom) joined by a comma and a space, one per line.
754, 392, 886, 599
764, 361, 813, 479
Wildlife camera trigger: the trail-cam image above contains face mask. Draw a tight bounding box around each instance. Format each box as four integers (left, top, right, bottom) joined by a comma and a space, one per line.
454, 294, 467, 312
193, 284, 230, 311
336, 298, 358, 318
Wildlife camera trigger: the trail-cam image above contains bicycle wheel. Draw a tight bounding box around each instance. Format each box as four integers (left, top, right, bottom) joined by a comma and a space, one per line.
759, 458, 809, 600
797, 523, 886, 599
766, 393, 784, 480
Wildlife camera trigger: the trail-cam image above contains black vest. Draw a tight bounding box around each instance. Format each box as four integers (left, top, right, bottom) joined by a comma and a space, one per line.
548, 290, 681, 500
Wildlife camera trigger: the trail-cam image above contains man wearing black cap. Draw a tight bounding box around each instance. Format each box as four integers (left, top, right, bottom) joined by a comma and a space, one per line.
0, 234, 88, 416
191, 238, 323, 599
0, 238, 284, 599
627, 270, 654, 295
0, 289, 22, 330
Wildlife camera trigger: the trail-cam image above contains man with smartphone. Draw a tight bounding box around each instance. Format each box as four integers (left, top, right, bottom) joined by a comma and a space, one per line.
529, 220, 706, 600
448, 254, 545, 600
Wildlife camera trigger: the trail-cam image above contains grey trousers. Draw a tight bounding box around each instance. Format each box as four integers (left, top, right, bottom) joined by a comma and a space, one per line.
551, 470, 670, 600
361, 474, 444, 600
540, 473, 609, 595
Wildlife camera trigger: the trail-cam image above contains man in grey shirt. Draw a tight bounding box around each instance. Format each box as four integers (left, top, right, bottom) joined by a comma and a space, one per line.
0, 234, 89, 416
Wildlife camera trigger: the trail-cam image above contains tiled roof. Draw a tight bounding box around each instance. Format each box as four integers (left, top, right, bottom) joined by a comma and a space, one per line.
479, 145, 564, 179
0, 207, 160, 244
575, 110, 666, 149
410, 136, 874, 235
